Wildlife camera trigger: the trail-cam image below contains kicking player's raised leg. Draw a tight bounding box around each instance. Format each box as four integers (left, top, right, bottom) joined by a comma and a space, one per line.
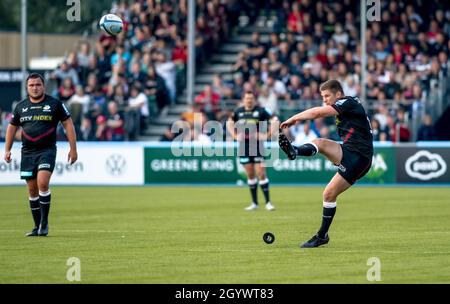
311, 138, 342, 164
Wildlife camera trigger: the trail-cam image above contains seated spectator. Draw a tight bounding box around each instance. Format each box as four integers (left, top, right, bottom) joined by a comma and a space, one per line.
110, 84, 129, 111
231, 73, 245, 99
244, 32, 266, 61
128, 61, 147, 86
194, 85, 220, 120
67, 85, 90, 136
128, 84, 150, 135
370, 118, 390, 141
58, 77, 76, 102
95, 115, 108, 141
417, 114, 437, 141
290, 121, 318, 146
80, 116, 95, 141
258, 85, 278, 115
155, 51, 177, 105
265, 74, 287, 99
286, 74, 303, 103
144, 65, 170, 114
110, 45, 131, 67
51, 61, 79, 87
106, 101, 126, 141
172, 36, 188, 66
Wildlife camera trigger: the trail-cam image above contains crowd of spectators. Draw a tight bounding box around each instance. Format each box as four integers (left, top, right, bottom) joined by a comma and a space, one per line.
41, 0, 238, 141
185, 0, 449, 143
1, 1, 449, 143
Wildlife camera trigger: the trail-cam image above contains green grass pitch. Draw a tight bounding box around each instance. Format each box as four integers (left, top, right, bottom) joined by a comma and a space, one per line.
1, 186, 449, 283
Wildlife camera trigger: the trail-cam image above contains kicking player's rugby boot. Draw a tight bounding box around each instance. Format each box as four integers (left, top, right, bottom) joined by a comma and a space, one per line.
278, 132, 297, 160
300, 234, 329, 248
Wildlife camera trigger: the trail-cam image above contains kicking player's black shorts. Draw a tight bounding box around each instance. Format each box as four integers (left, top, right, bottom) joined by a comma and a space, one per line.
337, 144, 372, 185
20, 148, 56, 180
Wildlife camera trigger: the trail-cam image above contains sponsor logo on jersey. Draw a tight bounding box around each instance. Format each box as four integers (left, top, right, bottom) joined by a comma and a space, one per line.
405, 150, 447, 181
43, 105, 51, 112
22, 107, 29, 113
20, 116, 33, 122
32, 115, 52, 121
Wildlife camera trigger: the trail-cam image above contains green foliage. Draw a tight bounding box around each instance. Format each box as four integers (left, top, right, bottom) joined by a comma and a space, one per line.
0, 0, 112, 33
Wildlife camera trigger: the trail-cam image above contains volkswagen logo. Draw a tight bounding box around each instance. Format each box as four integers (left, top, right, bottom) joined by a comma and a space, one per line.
105, 154, 127, 176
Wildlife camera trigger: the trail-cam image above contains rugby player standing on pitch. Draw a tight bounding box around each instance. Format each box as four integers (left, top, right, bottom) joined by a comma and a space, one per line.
4, 73, 78, 237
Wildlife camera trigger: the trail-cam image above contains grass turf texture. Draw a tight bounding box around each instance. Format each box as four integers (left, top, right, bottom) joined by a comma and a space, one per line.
0, 186, 449, 283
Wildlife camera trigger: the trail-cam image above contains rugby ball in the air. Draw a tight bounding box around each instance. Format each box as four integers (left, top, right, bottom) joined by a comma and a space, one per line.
99, 14, 123, 36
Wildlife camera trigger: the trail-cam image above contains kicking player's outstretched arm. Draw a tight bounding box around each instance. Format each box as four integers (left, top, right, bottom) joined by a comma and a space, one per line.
4, 124, 18, 163
61, 118, 78, 165
280, 106, 338, 129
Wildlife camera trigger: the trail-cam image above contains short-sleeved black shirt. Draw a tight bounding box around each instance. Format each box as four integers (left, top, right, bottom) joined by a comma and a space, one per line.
232, 105, 272, 140
331, 96, 373, 159
10, 95, 71, 152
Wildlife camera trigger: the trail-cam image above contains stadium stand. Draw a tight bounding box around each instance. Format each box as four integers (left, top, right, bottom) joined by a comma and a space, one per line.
4, 0, 446, 143
180, 0, 450, 143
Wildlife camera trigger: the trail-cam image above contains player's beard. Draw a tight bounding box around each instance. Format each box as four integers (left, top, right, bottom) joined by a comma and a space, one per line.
29, 92, 44, 100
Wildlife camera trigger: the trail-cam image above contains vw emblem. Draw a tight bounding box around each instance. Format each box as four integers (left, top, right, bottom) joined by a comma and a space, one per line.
105, 154, 126, 176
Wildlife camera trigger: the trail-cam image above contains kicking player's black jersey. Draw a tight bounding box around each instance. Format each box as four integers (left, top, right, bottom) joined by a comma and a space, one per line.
232, 105, 272, 141
10, 95, 71, 152
331, 96, 373, 159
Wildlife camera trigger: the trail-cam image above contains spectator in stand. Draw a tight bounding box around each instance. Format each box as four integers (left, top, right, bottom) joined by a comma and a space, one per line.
155, 51, 177, 105
194, 85, 221, 121
67, 85, 90, 136
417, 114, 437, 141
95, 115, 108, 141
258, 85, 278, 115
128, 84, 150, 135
58, 77, 76, 103
290, 121, 318, 146
370, 118, 390, 142
265, 74, 287, 99
144, 65, 169, 114
106, 101, 126, 141
128, 61, 147, 86
244, 32, 266, 61
51, 61, 79, 87
231, 73, 245, 99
